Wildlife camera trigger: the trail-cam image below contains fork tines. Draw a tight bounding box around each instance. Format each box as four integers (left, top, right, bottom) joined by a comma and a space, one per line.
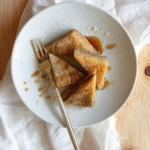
32, 38, 49, 62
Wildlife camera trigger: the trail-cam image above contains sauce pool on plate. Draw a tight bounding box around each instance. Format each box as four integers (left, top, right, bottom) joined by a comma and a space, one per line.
23, 81, 27, 85
107, 66, 112, 71
38, 87, 43, 91
103, 80, 114, 89
24, 88, 29, 92
31, 70, 40, 78
41, 74, 47, 79
106, 44, 116, 49
86, 36, 103, 54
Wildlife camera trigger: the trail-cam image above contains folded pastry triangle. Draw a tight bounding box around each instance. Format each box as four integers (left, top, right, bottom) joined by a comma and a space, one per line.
49, 53, 84, 87
62, 74, 96, 107
46, 30, 97, 55
74, 48, 108, 89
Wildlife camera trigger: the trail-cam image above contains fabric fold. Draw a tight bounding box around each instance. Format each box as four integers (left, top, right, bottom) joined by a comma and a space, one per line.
1, 0, 150, 149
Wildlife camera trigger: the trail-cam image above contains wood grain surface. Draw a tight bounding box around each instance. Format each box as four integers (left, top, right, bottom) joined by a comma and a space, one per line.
0, 0, 150, 149
115, 44, 150, 150
0, 0, 28, 79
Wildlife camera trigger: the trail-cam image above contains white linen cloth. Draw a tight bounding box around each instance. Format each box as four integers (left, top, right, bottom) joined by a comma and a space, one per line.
0, 0, 150, 150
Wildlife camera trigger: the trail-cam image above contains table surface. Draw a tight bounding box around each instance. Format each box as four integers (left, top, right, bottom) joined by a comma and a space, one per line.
1, 0, 150, 149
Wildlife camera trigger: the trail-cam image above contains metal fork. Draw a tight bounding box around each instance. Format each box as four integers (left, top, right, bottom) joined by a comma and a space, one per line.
32, 38, 79, 150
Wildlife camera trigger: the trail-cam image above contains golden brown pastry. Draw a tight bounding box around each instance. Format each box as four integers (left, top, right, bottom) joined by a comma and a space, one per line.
49, 53, 84, 87
74, 48, 108, 89
46, 30, 97, 55
62, 74, 96, 107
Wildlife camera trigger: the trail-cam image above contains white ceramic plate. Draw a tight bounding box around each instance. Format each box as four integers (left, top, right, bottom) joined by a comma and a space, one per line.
11, 2, 137, 128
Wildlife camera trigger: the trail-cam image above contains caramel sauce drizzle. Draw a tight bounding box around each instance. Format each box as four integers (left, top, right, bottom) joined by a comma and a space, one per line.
63, 64, 69, 70
106, 44, 116, 49
38, 87, 43, 91
107, 66, 112, 71
86, 36, 103, 54
41, 74, 47, 79
23, 81, 27, 85
24, 88, 29, 92
31, 70, 40, 78
46, 95, 51, 99
102, 80, 114, 89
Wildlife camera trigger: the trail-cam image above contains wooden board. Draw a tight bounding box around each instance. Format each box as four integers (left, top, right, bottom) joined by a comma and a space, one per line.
1, 0, 150, 149
115, 43, 150, 150
0, 0, 28, 79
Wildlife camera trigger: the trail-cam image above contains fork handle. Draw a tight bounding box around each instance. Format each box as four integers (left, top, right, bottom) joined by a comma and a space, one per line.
48, 73, 80, 150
